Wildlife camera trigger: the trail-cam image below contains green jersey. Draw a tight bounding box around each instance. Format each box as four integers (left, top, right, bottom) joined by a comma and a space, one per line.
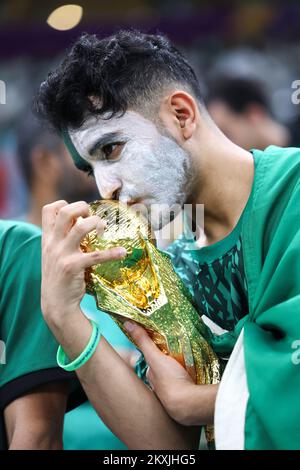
212, 145, 300, 449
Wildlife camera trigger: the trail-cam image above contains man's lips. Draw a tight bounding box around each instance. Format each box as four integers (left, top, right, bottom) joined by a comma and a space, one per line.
126, 198, 147, 206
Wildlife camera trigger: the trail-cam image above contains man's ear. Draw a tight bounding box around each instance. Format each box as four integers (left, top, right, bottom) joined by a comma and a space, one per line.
159, 91, 198, 141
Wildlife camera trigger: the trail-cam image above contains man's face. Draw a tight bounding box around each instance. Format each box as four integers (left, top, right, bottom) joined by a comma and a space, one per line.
69, 111, 192, 230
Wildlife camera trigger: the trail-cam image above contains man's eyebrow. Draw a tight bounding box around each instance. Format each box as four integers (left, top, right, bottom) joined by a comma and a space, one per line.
88, 132, 123, 156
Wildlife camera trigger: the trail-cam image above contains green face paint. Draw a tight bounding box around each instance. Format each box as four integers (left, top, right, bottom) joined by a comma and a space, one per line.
61, 128, 91, 172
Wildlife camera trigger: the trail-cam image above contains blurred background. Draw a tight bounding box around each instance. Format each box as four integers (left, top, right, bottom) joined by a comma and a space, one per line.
1, 0, 300, 218
1, 0, 300, 449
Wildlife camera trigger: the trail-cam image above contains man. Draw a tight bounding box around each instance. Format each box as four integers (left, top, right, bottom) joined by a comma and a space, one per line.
206, 76, 298, 149
35, 31, 300, 449
0, 219, 86, 449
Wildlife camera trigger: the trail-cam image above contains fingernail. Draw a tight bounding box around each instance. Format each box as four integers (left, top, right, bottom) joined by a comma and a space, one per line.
124, 321, 135, 332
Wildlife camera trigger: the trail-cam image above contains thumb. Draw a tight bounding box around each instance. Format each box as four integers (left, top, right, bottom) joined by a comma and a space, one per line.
124, 321, 163, 369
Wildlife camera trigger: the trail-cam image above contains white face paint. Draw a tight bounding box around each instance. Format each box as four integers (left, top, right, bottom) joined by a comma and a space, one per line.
69, 111, 192, 230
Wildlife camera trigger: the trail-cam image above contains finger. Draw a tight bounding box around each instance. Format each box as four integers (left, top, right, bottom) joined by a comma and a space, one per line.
54, 201, 90, 240
123, 322, 164, 370
67, 216, 107, 250
42, 200, 68, 238
79, 246, 127, 269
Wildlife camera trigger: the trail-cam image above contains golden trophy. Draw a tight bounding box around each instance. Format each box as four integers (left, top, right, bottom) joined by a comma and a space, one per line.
80, 200, 221, 446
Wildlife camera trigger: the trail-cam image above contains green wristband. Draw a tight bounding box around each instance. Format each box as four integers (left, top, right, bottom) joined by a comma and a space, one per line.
57, 320, 101, 372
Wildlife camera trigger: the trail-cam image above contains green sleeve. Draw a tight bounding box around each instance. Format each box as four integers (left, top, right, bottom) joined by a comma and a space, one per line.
242, 148, 300, 449
0, 222, 61, 387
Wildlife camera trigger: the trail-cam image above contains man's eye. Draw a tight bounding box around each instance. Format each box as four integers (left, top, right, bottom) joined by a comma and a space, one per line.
101, 142, 124, 160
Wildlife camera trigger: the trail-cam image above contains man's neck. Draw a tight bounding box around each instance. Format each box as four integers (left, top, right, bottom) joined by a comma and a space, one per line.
188, 129, 255, 245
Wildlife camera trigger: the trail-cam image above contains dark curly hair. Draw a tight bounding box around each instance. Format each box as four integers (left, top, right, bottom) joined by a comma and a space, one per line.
35, 30, 203, 133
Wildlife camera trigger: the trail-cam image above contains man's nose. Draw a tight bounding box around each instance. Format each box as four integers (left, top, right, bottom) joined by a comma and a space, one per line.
95, 174, 122, 200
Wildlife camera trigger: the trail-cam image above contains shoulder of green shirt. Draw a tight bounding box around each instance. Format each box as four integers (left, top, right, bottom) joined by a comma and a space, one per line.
0, 219, 41, 244
0, 220, 41, 257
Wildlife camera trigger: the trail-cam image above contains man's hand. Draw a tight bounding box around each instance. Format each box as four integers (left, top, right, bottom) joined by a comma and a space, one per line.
124, 321, 218, 426
41, 200, 127, 326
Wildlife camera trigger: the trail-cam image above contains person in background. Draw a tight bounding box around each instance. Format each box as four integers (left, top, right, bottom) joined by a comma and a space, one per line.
206, 76, 299, 149
15, 112, 98, 227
